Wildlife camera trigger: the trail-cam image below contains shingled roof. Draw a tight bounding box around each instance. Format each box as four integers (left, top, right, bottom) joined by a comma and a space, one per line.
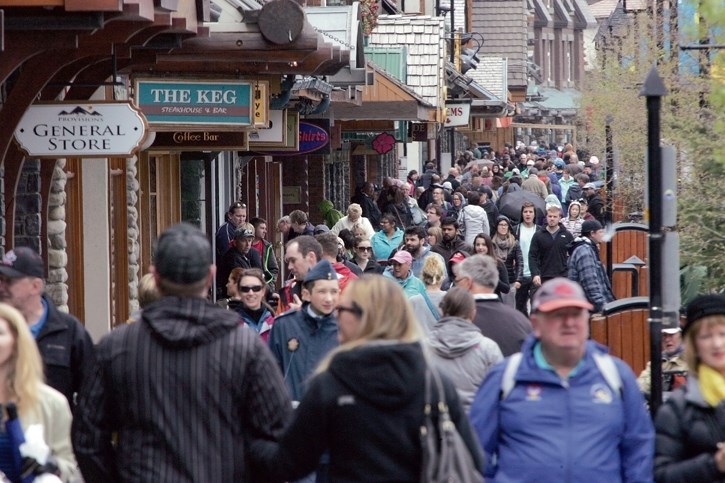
470, 0, 529, 90
369, 16, 446, 107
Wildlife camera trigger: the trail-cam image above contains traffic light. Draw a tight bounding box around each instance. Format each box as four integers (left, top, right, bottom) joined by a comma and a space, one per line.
460, 47, 479, 74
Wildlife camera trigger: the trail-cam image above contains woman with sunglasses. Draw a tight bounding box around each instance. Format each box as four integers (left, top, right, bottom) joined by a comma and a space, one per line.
351, 237, 383, 274
228, 268, 275, 342
250, 276, 483, 481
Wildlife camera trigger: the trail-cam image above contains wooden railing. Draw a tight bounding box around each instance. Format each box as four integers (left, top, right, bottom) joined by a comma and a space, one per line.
590, 297, 650, 376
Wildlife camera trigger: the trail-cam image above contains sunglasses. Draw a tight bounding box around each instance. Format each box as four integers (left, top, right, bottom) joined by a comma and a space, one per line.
239, 285, 263, 293
357, 246, 372, 251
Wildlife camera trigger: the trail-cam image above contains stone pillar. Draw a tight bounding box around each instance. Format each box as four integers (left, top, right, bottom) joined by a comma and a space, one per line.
46, 159, 69, 312
15, 159, 42, 253
127, 157, 140, 315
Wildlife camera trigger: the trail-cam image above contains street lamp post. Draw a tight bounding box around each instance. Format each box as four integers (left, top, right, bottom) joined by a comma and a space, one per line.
639, 65, 668, 418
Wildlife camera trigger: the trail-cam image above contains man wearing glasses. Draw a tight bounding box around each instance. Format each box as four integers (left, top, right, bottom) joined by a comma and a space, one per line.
215, 201, 247, 257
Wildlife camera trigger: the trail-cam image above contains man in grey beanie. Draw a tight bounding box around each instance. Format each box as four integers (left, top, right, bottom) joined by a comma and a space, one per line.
72, 223, 291, 482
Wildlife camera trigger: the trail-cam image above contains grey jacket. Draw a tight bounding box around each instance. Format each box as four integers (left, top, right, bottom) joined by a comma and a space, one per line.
458, 204, 490, 245
427, 316, 503, 411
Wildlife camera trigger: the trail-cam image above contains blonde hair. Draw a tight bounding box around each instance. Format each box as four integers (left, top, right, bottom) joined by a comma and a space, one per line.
316, 276, 422, 373
421, 255, 445, 286
684, 314, 725, 372
138, 273, 160, 308
0, 303, 43, 414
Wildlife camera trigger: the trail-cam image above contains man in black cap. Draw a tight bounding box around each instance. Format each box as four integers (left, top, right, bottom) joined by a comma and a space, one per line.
72, 223, 291, 482
269, 259, 339, 403
567, 219, 614, 313
0, 246, 94, 407
217, 223, 263, 298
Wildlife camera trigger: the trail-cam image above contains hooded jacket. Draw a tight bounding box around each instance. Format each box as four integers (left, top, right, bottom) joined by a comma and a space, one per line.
251, 342, 484, 482
562, 201, 584, 237
458, 204, 490, 245
654, 377, 725, 482
470, 334, 655, 483
428, 317, 503, 411
567, 236, 615, 313
72, 296, 291, 483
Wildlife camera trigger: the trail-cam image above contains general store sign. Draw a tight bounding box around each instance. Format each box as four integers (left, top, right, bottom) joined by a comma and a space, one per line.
135, 79, 252, 130
444, 101, 472, 127
14, 102, 147, 158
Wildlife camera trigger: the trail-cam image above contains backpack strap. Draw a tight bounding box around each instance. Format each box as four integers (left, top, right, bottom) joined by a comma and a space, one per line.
500, 352, 523, 399
592, 352, 623, 398
500, 351, 622, 399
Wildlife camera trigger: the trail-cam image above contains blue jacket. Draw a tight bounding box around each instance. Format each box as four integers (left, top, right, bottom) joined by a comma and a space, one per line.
382, 269, 427, 299
370, 228, 404, 260
269, 304, 338, 401
469, 334, 654, 483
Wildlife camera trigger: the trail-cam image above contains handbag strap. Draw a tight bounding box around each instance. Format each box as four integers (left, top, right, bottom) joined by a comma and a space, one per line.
423, 365, 449, 416
421, 291, 441, 321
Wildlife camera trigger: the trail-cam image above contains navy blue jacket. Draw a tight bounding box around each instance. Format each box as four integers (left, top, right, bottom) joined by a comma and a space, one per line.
268, 304, 338, 401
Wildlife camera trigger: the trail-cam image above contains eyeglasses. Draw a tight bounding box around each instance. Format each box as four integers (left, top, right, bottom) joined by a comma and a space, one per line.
239, 285, 264, 293
337, 302, 363, 317
357, 246, 372, 252
230, 202, 247, 209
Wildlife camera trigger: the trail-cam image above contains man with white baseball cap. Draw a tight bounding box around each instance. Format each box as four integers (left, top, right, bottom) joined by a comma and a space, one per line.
637, 325, 688, 395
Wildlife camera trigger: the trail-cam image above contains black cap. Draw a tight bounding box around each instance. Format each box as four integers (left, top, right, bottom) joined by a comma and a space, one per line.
684, 294, 725, 334
154, 223, 211, 284
303, 259, 338, 284
0, 247, 44, 279
581, 220, 603, 235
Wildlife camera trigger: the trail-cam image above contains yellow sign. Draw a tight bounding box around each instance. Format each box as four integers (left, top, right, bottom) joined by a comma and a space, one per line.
253, 82, 269, 128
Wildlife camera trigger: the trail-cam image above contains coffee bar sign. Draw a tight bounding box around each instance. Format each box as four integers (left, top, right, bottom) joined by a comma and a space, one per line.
14, 102, 147, 158
135, 79, 252, 130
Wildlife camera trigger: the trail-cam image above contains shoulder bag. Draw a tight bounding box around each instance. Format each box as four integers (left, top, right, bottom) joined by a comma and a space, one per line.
420, 366, 483, 483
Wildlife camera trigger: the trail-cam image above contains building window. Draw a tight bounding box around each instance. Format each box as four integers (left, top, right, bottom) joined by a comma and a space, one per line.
547, 41, 552, 83
567, 42, 573, 83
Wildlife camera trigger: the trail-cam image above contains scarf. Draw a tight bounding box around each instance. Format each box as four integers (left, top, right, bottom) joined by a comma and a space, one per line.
492, 235, 513, 262
699, 364, 725, 406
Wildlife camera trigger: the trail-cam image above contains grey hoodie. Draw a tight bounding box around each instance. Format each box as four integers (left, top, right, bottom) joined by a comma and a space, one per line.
427, 316, 503, 411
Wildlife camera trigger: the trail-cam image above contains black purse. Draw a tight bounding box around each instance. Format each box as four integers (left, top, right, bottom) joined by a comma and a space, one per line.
420, 366, 483, 483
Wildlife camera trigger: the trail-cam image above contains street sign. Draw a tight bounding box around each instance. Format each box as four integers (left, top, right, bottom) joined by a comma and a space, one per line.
14, 102, 147, 158
151, 131, 248, 151
444, 101, 471, 127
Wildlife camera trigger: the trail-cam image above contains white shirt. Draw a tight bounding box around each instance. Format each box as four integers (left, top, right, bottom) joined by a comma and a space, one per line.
519, 224, 537, 277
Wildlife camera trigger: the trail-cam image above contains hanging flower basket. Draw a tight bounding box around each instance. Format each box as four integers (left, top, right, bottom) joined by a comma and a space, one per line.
360, 0, 379, 36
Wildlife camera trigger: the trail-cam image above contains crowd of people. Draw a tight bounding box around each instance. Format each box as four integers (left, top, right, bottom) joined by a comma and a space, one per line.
0, 142, 721, 482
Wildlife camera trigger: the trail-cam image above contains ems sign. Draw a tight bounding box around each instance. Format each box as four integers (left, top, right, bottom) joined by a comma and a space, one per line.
444, 101, 472, 127
14, 102, 147, 158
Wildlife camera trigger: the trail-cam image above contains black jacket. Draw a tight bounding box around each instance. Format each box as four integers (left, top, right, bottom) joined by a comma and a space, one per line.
36, 294, 94, 408
217, 247, 263, 297
251, 342, 483, 482
654, 377, 725, 482
353, 193, 382, 230
72, 296, 291, 483
528, 225, 574, 280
